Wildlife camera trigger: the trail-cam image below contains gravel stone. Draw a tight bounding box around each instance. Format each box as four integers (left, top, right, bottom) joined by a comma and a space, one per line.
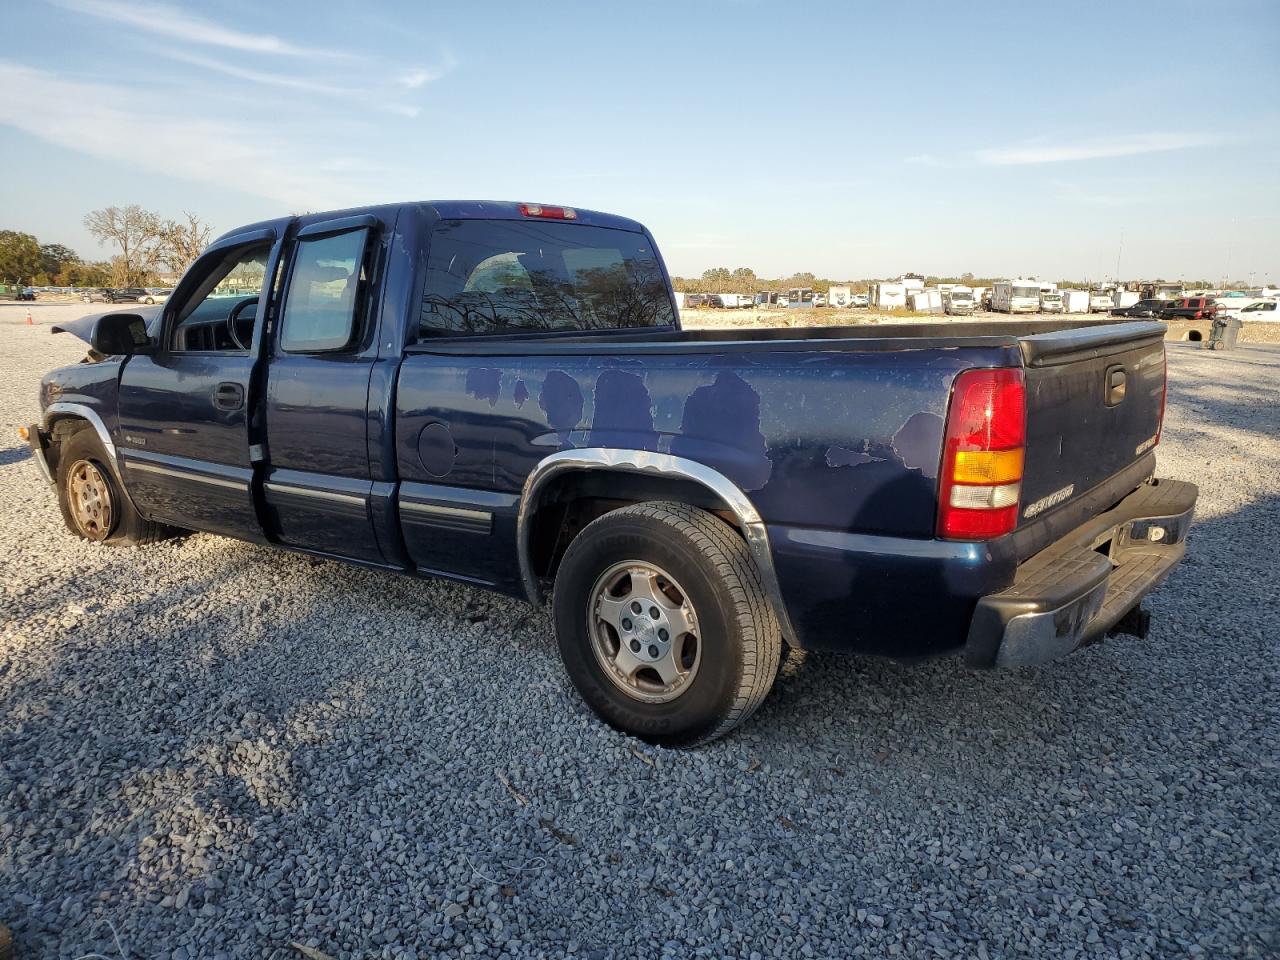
0, 304, 1276, 958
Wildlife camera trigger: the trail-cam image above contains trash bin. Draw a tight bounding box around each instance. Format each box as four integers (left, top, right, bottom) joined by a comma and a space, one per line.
1208, 315, 1241, 351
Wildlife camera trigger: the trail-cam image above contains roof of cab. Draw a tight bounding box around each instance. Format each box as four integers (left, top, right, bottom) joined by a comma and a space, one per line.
214, 200, 646, 245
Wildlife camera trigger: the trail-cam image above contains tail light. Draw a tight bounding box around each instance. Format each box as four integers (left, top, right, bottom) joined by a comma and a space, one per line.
518, 204, 577, 220
937, 368, 1026, 540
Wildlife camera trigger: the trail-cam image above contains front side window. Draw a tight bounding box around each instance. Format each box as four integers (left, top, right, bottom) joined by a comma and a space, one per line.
280, 230, 369, 352
418, 219, 675, 338
169, 243, 271, 352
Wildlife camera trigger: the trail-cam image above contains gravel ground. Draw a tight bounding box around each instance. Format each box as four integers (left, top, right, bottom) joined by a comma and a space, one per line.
1, 302, 1276, 959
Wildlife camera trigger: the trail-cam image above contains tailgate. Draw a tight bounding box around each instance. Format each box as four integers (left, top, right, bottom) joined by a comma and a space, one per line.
1016, 322, 1166, 531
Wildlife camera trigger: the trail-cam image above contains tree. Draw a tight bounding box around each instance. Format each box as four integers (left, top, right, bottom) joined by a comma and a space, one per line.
64, 260, 111, 286
701, 267, 731, 292
0, 230, 42, 283
161, 211, 212, 275
38, 243, 80, 282
730, 266, 757, 290
83, 205, 166, 286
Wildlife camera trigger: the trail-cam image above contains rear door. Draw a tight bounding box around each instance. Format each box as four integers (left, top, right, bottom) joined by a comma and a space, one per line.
261, 214, 388, 563
117, 230, 281, 540
1016, 322, 1166, 529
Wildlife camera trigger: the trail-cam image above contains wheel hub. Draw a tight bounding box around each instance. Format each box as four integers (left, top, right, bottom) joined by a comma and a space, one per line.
68, 459, 114, 541
587, 561, 701, 704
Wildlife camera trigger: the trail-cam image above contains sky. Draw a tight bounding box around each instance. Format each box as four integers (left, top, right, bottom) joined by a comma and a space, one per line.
1, 0, 1277, 283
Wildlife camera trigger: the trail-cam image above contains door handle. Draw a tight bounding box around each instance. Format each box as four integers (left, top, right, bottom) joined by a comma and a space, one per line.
213, 382, 245, 411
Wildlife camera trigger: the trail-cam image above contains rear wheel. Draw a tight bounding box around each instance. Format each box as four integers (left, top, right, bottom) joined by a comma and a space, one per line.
552, 501, 781, 746
55, 429, 177, 546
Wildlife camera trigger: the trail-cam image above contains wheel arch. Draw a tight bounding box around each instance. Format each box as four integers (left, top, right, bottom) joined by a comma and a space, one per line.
517, 448, 796, 642
41, 403, 140, 512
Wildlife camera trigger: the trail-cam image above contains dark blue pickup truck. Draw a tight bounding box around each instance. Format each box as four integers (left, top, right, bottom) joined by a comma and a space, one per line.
26, 201, 1197, 744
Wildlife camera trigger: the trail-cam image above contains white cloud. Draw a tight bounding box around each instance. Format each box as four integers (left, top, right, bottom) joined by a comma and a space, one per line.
0, 61, 358, 210
904, 153, 944, 167
397, 53, 459, 89
976, 132, 1218, 165
161, 48, 353, 96
54, 0, 355, 58
398, 68, 431, 90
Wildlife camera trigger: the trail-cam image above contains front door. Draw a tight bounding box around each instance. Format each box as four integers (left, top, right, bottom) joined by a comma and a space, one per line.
117, 233, 278, 540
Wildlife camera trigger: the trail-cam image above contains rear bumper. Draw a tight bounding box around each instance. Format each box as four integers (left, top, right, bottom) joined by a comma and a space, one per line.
965, 478, 1198, 668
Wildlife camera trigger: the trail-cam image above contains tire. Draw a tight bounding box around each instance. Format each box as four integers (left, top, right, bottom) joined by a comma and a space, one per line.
552, 501, 782, 746
55, 429, 177, 546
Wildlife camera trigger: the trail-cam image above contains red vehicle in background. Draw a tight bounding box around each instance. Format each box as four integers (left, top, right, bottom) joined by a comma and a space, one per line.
1160, 297, 1219, 321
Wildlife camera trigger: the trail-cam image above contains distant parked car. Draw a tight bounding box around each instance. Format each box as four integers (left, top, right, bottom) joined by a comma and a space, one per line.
140, 288, 172, 304
111, 287, 150, 303
82, 288, 114, 303
1160, 296, 1218, 321
17, 287, 37, 301
851, 293, 869, 308
1110, 298, 1166, 319
813, 294, 827, 307
1235, 299, 1278, 321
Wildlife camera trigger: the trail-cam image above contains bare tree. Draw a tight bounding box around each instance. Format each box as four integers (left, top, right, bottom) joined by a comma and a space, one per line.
161, 211, 212, 276
83, 205, 166, 286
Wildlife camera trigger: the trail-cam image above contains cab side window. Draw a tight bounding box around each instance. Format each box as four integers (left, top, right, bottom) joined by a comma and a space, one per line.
279, 230, 370, 353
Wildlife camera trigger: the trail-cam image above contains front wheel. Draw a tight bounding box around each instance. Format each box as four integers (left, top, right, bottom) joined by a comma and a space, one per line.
552, 501, 782, 746
55, 429, 178, 546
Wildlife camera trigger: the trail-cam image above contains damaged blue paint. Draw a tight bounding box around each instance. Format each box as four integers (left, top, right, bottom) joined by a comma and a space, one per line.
465, 367, 502, 407
825, 443, 887, 468
670, 371, 772, 491
587, 368, 659, 451
538, 369, 584, 443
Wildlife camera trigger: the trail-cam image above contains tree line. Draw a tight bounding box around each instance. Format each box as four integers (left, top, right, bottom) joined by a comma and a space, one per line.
0, 205, 211, 287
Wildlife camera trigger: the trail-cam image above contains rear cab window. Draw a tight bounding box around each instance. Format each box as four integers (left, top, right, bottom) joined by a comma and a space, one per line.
418, 218, 675, 339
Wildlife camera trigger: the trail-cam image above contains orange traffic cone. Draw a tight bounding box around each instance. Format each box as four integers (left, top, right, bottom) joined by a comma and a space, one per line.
25, 309, 33, 325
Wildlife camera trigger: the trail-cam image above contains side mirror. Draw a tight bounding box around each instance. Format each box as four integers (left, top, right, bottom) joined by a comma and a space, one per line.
91, 312, 155, 356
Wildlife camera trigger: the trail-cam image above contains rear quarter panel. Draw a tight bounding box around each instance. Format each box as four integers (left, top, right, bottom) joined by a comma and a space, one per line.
394, 344, 1012, 644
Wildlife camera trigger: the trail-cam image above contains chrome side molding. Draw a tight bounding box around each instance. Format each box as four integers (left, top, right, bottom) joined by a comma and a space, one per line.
517, 448, 797, 643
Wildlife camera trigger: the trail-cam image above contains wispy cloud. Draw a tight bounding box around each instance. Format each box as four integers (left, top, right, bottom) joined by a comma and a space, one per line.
977, 132, 1218, 165
54, 0, 355, 58
0, 61, 360, 210
161, 48, 352, 96
904, 153, 945, 167
397, 52, 459, 89
154, 47, 426, 118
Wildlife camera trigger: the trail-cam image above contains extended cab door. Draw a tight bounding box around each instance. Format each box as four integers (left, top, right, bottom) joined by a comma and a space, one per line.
116, 230, 280, 540
260, 214, 388, 563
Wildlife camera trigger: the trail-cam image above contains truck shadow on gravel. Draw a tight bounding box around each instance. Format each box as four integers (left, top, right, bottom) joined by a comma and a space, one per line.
0, 444, 31, 466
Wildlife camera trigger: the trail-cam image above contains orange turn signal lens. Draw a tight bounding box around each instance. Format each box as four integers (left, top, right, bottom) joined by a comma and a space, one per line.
18, 426, 30, 442
953, 448, 1024, 485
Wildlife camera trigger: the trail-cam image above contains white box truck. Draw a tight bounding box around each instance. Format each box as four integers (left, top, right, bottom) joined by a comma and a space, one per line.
943, 288, 975, 316
992, 280, 1042, 314
1039, 289, 1065, 313
870, 282, 907, 309
828, 285, 854, 308
1062, 290, 1091, 313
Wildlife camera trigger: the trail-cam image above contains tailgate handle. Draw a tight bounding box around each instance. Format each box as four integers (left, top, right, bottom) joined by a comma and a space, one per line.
1105, 365, 1127, 407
